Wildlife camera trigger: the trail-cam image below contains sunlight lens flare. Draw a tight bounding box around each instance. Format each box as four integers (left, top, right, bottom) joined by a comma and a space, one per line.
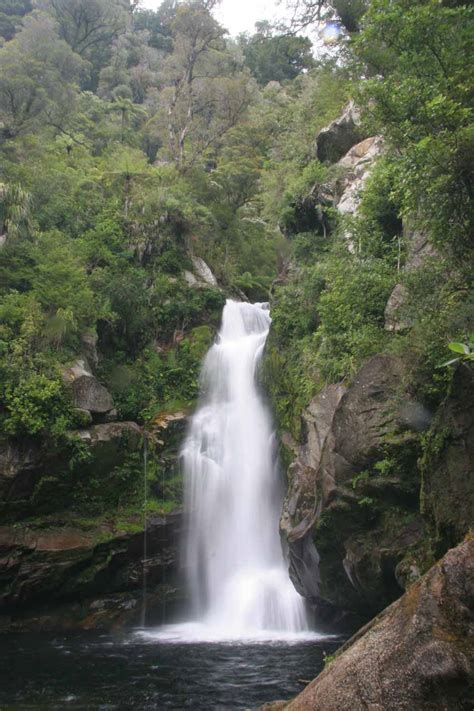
320, 22, 341, 45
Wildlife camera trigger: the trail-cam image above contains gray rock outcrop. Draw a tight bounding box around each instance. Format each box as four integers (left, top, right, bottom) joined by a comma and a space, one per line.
281, 385, 346, 604
80, 331, 99, 369
317, 101, 363, 164
0, 421, 143, 525
0, 440, 42, 502
72, 421, 141, 445
191, 256, 218, 286
335, 136, 384, 219
62, 359, 115, 417
421, 364, 474, 547
384, 283, 410, 332
184, 256, 219, 288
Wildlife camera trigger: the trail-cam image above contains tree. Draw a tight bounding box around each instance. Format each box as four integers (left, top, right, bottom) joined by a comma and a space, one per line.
0, 183, 33, 245
132, 4, 174, 53
0, 12, 86, 140
150, 0, 254, 168
239, 22, 315, 85
97, 29, 161, 104
34, 0, 130, 88
0, 0, 33, 41
284, 0, 368, 34
353, 0, 473, 259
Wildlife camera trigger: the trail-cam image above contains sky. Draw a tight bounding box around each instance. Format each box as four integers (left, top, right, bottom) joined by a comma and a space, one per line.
141, 0, 287, 36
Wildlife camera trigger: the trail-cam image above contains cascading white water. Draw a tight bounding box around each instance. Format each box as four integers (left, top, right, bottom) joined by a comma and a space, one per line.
179, 300, 309, 637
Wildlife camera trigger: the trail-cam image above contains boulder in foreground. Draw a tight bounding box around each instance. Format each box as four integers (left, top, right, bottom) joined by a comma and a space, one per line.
264, 536, 474, 710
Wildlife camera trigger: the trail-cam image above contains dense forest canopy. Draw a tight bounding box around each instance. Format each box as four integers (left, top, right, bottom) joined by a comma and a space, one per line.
0, 0, 472, 516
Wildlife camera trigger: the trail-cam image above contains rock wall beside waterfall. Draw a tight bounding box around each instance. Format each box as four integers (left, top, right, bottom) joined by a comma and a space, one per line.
0, 256, 208, 634
0, 398, 188, 631
0, 512, 183, 632
281, 353, 431, 622
272, 295, 474, 624
267, 101, 474, 625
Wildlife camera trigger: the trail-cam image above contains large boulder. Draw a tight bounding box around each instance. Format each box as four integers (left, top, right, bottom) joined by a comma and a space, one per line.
191, 256, 218, 287
384, 283, 410, 332
316, 101, 363, 165
266, 537, 474, 711
62, 360, 114, 417
184, 256, 219, 289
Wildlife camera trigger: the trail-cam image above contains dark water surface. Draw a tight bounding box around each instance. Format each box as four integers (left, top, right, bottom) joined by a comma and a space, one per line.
0, 630, 342, 710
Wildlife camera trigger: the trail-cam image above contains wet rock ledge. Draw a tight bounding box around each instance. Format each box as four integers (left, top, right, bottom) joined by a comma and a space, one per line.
0, 512, 183, 632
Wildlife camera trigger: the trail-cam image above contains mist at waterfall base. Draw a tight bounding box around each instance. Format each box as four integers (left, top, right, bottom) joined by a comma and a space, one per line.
143, 300, 323, 643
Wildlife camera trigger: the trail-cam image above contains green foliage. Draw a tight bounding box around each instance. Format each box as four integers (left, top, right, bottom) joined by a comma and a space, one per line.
0, 12, 86, 140
3, 369, 71, 436
358, 496, 375, 508
0, 0, 471, 539
440, 336, 474, 369
0, 292, 76, 437
387, 264, 473, 403
260, 66, 351, 227
269, 250, 394, 418
314, 257, 394, 380
352, 470, 370, 489
353, 0, 474, 262
37, 0, 129, 90
345, 156, 403, 263
265, 0, 473, 433
272, 265, 326, 346
323, 652, 337, 667
239, 23, 315, 85
0, 1, 32, 41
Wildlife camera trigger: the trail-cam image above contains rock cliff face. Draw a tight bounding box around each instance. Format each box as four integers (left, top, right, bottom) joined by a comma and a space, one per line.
316, 101, 363, 165
335, 136, 384, 222
0, 512, 183, 632
280, 356, 474, 624
0, 316, 190, 633
282, 354, 430, 621
0, 400, 187, 630
264, 537, 474, 711
0, 420, 143, 523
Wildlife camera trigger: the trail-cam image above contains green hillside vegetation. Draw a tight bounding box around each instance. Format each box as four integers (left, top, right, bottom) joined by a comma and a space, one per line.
0, 0, 472, 524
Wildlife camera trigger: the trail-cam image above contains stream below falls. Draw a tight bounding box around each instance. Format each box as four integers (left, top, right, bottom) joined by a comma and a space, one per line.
0, 631, 343, 710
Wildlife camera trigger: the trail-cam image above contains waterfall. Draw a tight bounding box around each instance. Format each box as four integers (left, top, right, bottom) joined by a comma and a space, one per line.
141, 433, 148, 628
180, 300, 309, 637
